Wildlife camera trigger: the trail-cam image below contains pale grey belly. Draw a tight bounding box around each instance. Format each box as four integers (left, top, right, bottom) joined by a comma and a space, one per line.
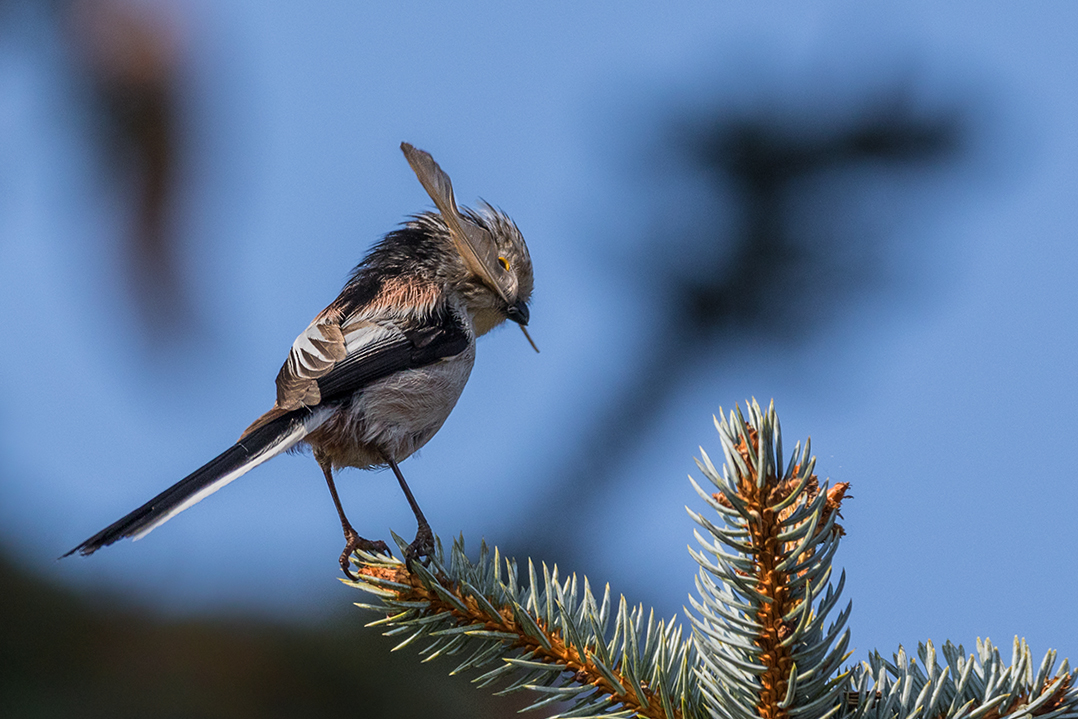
303, 346, 475, 469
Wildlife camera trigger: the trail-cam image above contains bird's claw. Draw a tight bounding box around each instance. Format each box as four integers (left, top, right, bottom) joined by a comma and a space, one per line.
404, 523, 435, 567
339, 527, 392, 580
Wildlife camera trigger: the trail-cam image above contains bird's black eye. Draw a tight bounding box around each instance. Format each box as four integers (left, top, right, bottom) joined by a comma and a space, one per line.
498, 256, 510, 271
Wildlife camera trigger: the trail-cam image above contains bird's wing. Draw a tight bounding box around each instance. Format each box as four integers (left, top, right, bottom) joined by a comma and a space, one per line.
274, 308, 348, 410
240, 304, 470, 439
316, 308, 470, 402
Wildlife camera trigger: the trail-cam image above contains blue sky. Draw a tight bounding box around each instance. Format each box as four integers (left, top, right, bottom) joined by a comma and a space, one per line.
1, 1, 1076, 664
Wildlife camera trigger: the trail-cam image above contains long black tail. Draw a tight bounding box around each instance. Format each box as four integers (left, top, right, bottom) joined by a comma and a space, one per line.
63, 410, 314, 557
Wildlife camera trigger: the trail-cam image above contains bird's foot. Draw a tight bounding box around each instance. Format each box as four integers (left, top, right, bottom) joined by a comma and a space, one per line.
339, 527, 391, 580
404, 522, 435, 567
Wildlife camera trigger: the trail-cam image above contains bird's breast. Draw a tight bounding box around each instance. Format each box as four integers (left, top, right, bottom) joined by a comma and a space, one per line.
305, 344, 476, 469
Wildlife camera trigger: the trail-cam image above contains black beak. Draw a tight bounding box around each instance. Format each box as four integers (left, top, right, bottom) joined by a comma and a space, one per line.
506, 300, 530, 326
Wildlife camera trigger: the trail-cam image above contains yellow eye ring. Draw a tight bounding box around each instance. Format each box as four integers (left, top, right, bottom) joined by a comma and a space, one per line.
498, 256, 510, 271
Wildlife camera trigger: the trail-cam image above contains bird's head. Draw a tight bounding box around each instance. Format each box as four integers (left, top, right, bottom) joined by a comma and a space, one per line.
455, 204, 533, 338
401, 143, 537, 350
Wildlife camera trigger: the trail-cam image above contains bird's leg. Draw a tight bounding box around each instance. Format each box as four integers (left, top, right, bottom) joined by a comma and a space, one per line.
317, 456, 390, 579
385, 457, 434, 566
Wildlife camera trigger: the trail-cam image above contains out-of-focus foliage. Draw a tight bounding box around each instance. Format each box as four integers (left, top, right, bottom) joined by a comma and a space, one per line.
0, 548, 520, 718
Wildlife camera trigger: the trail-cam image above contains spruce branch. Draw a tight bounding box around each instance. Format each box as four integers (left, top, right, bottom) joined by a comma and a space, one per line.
845, 638, 1076, 719
348, 538, 701, 719
346, 399, 1078, 719
687, 400, 853, 719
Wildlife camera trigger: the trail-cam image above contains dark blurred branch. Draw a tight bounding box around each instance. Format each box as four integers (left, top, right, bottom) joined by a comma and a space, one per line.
67, 0, 192, 337
678, 93, 962, 334
516, 88, 965, 562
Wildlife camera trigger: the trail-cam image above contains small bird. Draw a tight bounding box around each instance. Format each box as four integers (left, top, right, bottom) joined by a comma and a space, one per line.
64, 143, 536, 578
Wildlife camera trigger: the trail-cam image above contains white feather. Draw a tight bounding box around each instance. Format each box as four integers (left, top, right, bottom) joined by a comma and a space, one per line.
131, 410, 328, 541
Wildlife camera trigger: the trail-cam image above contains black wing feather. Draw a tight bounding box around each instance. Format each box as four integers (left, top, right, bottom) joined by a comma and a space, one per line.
315, 308, 469, 403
